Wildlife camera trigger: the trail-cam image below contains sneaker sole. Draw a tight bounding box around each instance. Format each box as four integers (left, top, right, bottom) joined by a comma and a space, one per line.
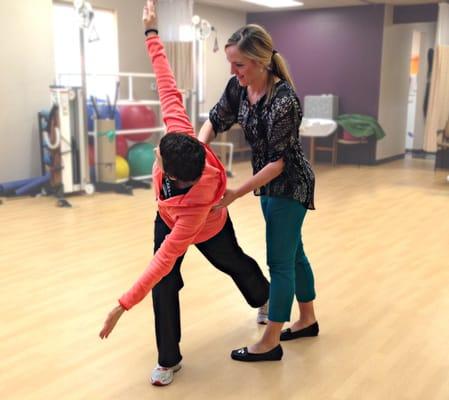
151, 364, 182, 386
151, 380, 167, 387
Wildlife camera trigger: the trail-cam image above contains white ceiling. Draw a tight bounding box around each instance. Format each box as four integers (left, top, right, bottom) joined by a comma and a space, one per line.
195, 0, 440, 13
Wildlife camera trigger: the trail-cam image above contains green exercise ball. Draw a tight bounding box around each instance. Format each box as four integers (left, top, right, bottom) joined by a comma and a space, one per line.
127, 142, 156, 177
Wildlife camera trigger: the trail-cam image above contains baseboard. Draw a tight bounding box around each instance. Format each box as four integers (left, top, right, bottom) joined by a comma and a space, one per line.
375, 154, 405, 165
405, 149, 436, 159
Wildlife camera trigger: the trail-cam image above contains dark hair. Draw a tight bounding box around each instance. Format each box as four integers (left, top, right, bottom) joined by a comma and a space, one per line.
159, 133, 206, 182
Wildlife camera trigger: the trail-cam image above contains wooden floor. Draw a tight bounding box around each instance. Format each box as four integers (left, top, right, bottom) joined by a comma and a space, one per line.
1, 158, 449, 400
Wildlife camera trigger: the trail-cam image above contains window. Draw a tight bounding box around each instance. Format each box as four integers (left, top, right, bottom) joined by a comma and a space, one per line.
53, 2, 119, 99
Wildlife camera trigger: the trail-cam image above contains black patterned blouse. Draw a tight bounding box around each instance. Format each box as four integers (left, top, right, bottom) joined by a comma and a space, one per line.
209, 76, 315, 210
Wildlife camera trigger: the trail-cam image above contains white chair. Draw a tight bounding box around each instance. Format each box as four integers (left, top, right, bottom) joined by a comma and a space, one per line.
299, 118, 338, 165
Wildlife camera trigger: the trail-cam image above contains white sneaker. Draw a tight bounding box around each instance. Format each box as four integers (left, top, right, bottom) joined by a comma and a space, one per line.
257, 302, 269, 325
150, 363, 182, 386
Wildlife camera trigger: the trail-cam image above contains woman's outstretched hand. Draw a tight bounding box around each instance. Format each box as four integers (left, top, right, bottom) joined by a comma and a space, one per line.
143, 0, 158, 31
99, 304, 125, 339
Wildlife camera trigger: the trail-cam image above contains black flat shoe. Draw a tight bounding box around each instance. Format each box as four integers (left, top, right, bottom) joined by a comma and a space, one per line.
280, 322, 319, 341
231, 344, 283, 362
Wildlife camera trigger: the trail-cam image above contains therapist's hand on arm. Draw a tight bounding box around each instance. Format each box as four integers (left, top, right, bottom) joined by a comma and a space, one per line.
215, 158, 285, 208
198, 119, 216, 144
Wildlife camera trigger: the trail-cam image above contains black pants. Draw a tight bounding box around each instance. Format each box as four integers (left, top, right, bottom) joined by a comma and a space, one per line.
152, 212, 269, 367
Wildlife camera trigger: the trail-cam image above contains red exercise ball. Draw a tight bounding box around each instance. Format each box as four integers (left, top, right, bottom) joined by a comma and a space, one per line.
116, 135, 129, 158
119, 105, 157, 142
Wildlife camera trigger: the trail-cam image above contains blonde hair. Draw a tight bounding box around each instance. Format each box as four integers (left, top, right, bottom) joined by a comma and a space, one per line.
225, 24, 295, 100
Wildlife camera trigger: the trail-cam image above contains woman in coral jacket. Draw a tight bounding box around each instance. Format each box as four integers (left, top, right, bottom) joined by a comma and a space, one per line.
99, 0, 269, 387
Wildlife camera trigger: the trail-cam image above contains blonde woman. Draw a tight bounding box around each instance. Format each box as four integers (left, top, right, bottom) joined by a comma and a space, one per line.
199, 25, 319, 362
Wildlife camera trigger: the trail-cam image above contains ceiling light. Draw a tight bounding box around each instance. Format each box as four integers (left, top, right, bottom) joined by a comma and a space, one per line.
242, 0, 304, 8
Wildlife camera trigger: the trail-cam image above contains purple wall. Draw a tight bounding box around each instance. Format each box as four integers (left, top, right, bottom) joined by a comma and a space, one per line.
393, 4, 438, 24
247, 5, 385, 117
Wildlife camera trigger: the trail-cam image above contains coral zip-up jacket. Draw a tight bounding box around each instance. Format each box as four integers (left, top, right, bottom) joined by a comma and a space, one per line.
118, 36, 227, 310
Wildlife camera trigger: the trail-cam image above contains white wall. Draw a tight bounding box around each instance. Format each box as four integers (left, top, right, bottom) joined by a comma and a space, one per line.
0, 0, 151, 182
0, 0, 55, 182
436, 2, 449, 46
408, 23, 436, 150
377, 10, 437, 157
0, 1, 246, 182
193, 3, 246, 114
376, 6, 413, 160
